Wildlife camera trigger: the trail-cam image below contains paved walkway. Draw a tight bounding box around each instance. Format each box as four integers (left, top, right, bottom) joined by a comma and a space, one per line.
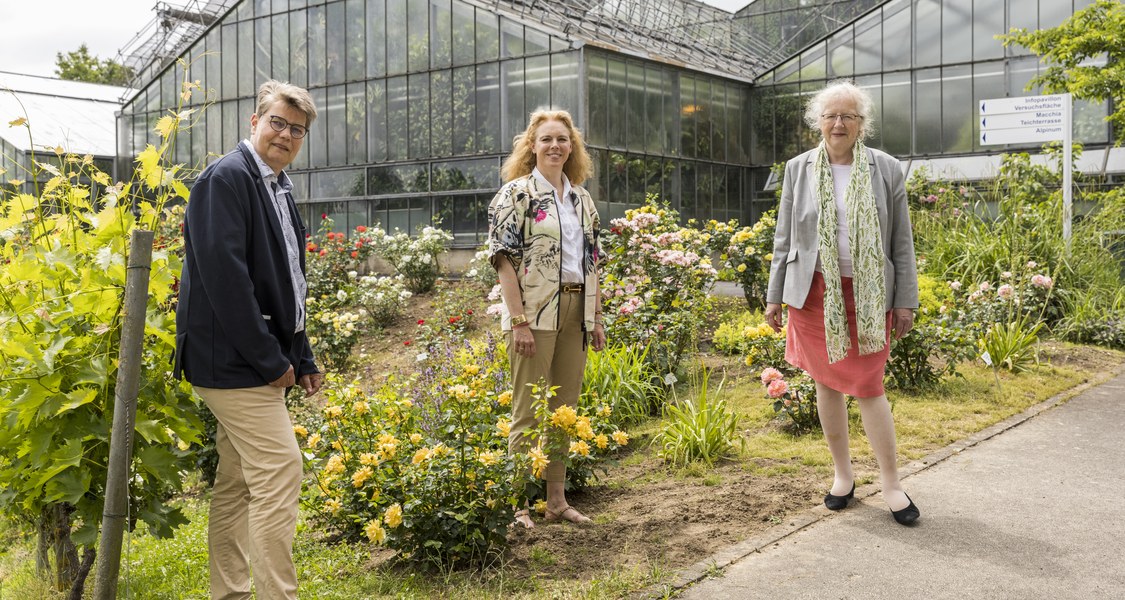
675, 370, 1125, 600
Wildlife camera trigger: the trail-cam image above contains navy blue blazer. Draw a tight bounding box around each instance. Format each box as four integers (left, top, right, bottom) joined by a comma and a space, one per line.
174, 144, 318, 388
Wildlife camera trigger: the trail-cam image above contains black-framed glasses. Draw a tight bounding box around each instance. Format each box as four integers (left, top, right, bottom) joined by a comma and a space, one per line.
267, 115, 308, 139
820, 113, 862, 124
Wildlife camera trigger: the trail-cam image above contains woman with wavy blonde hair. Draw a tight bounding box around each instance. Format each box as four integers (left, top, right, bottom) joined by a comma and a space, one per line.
488, 109, 605, 528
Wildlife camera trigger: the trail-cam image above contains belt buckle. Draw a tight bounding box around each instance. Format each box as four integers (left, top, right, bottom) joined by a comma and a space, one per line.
561, 283, 583, 293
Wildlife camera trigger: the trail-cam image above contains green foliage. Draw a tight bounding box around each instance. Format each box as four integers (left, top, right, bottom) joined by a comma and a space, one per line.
999, 0, 1125, 142
581, 344, 663, 426
0, 80, 202, 591
711, 211, 777, 311
602, 198, 719, 378
980, 317, 1043, 374
759, 368, 819, 434
528, 382, 632, 493
653, 370, 742, 466
54, 44, 133, 86
711, 310, 764, 355
887, 321, 975, 390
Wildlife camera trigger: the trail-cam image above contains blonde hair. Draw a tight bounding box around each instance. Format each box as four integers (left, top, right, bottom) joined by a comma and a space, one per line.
804, 79, 875, 141
500, 109, 593, 185
256, 80, 318, 126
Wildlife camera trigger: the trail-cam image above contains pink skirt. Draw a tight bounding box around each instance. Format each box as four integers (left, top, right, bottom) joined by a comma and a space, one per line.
785, 271, 891, 398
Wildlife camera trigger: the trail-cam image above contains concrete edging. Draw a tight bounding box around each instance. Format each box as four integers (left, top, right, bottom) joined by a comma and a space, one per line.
639, 361, 1125, 599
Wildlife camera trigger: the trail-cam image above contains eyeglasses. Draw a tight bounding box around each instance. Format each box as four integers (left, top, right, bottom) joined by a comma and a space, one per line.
266, 115, 308, 139
820, 113, 862, 124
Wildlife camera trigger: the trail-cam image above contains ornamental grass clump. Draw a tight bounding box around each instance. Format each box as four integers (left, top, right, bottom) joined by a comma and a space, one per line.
653, 369, 742, 466
581, 344, 663, 426
601, 197, 719, 379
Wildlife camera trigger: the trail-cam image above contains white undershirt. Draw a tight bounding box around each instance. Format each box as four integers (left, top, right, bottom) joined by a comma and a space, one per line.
816, 164, 854, 278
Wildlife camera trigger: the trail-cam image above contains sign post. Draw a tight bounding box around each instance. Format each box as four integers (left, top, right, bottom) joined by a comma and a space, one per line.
979, 93, 1073, 250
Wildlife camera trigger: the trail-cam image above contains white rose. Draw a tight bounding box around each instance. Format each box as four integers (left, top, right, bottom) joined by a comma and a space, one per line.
336, 290, 348, 302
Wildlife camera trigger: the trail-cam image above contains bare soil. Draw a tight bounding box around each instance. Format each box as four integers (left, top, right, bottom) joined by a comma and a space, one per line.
344, 283, 1125, 587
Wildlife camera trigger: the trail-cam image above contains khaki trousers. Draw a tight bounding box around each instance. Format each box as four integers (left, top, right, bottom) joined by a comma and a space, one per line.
508, 291, 587, 482
196, 385, 302, 600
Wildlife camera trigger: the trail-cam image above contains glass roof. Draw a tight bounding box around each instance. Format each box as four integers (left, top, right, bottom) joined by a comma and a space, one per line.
0, 71, 128, 156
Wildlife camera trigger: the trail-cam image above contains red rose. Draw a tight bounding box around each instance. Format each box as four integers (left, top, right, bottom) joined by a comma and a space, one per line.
417, 319, 425, 325
319, 249, 327, 256
321, 213, 328, 219
466, 309, 473, 315
350, 251, 358, 258
356, 225, 367, 233
404, 340, 412, 346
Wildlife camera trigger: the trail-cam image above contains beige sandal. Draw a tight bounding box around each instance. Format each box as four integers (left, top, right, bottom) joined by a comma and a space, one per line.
513, 508, 535, 529
544, 505, 592, 525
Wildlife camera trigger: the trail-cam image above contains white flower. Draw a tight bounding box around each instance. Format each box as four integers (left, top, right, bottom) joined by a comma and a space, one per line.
467, 268, 478, 278
336, 290, 348, 302
663, 373, 678, 386
347, 270, 358, 279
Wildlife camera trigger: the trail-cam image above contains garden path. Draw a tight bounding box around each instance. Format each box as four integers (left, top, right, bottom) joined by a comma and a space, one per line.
675, 368, 1125, 599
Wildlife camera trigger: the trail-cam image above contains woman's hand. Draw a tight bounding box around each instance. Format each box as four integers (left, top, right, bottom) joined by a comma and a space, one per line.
590, 323, 606, 352
512, 326, 536, 357
765, 303, 784, 333
891, 308, 915, 340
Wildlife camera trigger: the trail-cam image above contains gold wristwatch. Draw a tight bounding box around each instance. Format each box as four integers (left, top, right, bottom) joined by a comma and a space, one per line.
510, 314, 529, 327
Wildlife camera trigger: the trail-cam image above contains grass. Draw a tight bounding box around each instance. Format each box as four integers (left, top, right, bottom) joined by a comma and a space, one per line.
1, 344, 1119, 599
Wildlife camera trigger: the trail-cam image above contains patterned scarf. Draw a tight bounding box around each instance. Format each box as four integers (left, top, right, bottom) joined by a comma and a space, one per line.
814, 139, 886, 364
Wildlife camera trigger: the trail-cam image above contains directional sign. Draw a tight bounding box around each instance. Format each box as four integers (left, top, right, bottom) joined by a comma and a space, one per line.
979, 93, 1069, 146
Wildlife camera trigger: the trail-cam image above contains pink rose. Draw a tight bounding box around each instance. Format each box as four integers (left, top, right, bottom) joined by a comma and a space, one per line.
767, 379, 789, 399
997, 284, 1014, 300
1031, 274, 1053, 289
979, 282, 991, 292
760, 367, 783, 385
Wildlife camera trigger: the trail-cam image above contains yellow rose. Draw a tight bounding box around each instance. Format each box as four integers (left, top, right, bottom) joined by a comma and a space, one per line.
306, 433, 322, 449
324, 405, 343, 419
351, 466, 374, 488
384, 503, 403, 528
477, 450, 499, 466
569, 440, 590, 457
575, 417, 594, 440
324, 454, 345, 476
412, 448, 430, 464
597, 404, 612, 418
737, 263, 747, 273
325, 498, 343, 516
365, 520, 386, 544
462, 364, 481, 376
612, 431, 630, 446
292, 424, 309, 438
497, 390, 513, 406
595, 434, 609, 449
409, 433, 423, 444
528, 447, 549, 479
359, 452, 379, 466
550, 405, 578, 430
352, 401, 370, 415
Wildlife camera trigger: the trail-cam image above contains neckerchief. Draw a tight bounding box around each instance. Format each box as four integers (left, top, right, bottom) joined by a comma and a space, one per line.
814, 139, 886, 363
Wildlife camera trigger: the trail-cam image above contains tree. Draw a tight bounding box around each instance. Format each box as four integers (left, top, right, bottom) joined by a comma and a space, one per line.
54, 44, 133, 86
1000, 0, 1125, 142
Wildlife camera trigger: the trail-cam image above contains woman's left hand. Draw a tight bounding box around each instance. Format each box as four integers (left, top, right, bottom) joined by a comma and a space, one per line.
591, 323, 607, 352
891, 308, 915, 340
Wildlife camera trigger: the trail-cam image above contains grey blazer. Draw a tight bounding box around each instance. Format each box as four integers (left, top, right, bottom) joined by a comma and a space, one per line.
765, 146, 919, 311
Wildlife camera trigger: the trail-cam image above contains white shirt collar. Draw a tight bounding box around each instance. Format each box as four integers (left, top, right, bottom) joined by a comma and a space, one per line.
531, 167, 572, 204
241, 139, 293, 193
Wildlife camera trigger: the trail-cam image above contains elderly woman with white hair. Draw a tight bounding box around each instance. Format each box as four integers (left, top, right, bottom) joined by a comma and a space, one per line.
765, 80, 921, 525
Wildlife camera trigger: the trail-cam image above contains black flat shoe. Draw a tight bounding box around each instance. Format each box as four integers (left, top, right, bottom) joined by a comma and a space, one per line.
824, 482, 855, 511
891, 494, 920, 525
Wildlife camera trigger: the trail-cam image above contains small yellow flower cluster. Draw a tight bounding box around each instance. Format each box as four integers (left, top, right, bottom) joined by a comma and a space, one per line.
597, 404, 612, 418
496, 418, 511, 437
325, 498, 343, 516
352, 465, 374, 488
612, 431, 630, 446
412, 447, 430, 464
449, 384, 471, 400
324, 454, 346, 477
324, 405, 343, 419
359, 452, 379, 466
574, 416, 594, 440
376, 433, 398, 460
477, 450, 500, 466
569, 440, 590, 457
595, 433, 609, 449
550, 405, 578, 429
409, 433, 423, 444
528, 446, 549, 479
365, 520, 386, 544
462, 364, 481, 377
292, 424, 308, 438
352, 400, 370, 415
306, 433, 322, 449
497, 390, 513, 406
384, 503, 403, 528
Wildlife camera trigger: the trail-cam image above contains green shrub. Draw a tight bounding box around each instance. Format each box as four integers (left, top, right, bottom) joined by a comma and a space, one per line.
711, 310, 765, 355
582, 344, 663, 426
373, 225, 453, 293
714, 210, 777, 311
759, 368, 820, 433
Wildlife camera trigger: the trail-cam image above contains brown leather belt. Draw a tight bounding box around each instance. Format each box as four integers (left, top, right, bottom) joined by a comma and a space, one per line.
561, 283, 584, 293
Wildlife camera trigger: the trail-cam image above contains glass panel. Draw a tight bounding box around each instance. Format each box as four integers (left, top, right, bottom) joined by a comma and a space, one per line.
386, 76, 408, 160
369, 198, 387, 230
625, 61, 645, 152
205, 29, 221, 99
775, 56, 800, 84
828, 28, 853, 78
644, 64, 664, 155
502, 59, 525, 153
1039, 0, 1070, 29
344, 200, 370, 231
882, 72, 911, 156
387, 198, 409, 232
314, 201, 350, 233
627, 153, 645, 206
222, 24, 238, 98
452, 66, 475, 154
408, 0, 429, 72
914, 69, 942, 154
550, 52, 579, 116
475, 8, 499, 62
346, 0, 365, 80
680, 76, 697, 159
408, 73, 431, 158
308, 6, 326, 87
410, 196, 432, 232
308, 88, 327, 167
366, 0, 386, 78
607, 151, 627, 217
942, 64, 972, 153
311, 168, 366, 197
500, 18, 523, 58
800, 43, 827, 81
191, 111, 205, 168
586, 53, 607, 147
973, 0, 1005, 60
326, 85, 346, 165
271, 13, 289, 81
713, 82, 729, 163
476, 63, 500, 154
255, 0, 270, 17
452, 1, 475, 66
663, 70, 677, 155
942, 0, 972, 64
524, 55, 549, 114
882, 2, 911, 70
853, 13, 881, 74
346, 83, 366, 164
727, 85, 746, 163
679, 160, 696, 220
431, 0, 452, 69
607, 57, 626, 149
431, 70, 452, 157
1009, 55, 1040, 96
290, 9, 308, 87
697, 79, 714, 160
1008, 0, 1037, 36
914, 0, 941, 67
367, 80, 387, 162
524, 26, 549, 56
255, 18, 271, 86
387, 0, 408, 75
448, 195, 485, 245
854, 76, 882, 149
431, 158, 498, 191
369, 164, 428, 194
972, 61, 1005, 151
1075, 97, 1110, 144
207, 100, 222, 159
326, 1, 345, 84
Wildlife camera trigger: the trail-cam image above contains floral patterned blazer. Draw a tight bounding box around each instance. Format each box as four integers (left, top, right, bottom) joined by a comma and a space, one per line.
487, 173, 602, 332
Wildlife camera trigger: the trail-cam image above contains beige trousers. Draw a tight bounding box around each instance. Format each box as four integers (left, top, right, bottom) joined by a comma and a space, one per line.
508, 291, 587, 482
196, 385, 302, 600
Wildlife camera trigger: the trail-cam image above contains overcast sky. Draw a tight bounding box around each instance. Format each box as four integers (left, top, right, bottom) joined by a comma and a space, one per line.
0, 0, 753, 78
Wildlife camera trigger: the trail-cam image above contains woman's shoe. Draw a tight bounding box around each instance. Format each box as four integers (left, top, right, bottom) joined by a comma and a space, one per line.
544, 505, 592, 526
824, 482, 855, 511
891, 495, 920, 525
